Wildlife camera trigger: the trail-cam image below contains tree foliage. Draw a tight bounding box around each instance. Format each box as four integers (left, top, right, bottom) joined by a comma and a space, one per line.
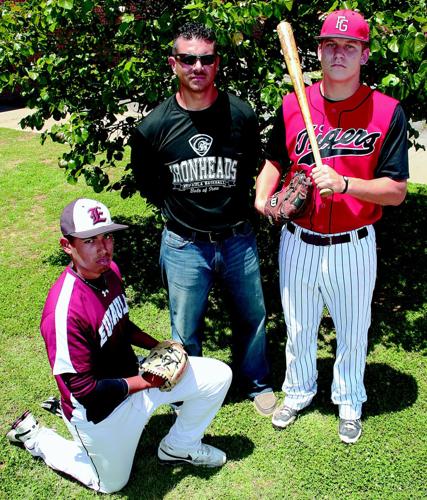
0, 0, 425, 196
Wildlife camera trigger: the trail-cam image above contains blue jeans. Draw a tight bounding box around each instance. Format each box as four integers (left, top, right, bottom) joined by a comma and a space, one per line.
160, 224, 272, 398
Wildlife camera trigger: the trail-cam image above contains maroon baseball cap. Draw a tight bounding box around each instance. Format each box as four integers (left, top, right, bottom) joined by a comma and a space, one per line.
317, 10, 370, 43
60, 198, 128, 238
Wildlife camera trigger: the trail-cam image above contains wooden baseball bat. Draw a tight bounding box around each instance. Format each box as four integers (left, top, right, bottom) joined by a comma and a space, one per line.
277, 21, 333, 197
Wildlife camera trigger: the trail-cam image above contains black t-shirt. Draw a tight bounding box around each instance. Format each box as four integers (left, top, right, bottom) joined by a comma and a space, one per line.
130, 91, 261, 232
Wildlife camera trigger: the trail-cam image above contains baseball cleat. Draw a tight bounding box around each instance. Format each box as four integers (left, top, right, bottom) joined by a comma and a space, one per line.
6, 410, 40, 444
272, 404, 298, 429
339, 418, 362, 444
158, 437, 226, 467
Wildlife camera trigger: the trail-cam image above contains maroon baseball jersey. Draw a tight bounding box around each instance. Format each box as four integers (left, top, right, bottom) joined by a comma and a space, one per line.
266, 82, 409, 233
40, 262, 138, 422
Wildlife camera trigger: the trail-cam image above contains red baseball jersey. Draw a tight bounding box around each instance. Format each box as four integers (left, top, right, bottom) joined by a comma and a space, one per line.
266, 82, 409, 233
40, 262, 138, 422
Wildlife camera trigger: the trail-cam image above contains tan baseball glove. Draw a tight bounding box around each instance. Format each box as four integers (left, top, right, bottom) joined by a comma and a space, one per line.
264, 170, 313, 225
139, 340, 188, 392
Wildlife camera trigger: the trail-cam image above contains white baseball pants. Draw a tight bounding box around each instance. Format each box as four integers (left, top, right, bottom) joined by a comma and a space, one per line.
279, 223, 377, 420
23, 356, 232, 493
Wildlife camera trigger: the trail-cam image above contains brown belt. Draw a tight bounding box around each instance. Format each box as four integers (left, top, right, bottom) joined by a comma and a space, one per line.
287, 222, 368, 246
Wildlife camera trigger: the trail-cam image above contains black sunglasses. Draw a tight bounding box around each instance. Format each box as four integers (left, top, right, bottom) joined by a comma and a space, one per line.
174, 53, 217, 66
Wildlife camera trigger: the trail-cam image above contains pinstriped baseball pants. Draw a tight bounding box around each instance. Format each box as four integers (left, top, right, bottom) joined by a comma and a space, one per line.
279, 223, 377, 420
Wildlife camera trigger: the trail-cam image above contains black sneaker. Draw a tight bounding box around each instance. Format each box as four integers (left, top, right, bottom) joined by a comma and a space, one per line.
339, 418, 362, 444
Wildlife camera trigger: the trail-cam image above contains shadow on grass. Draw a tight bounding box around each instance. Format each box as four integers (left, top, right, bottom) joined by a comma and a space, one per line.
312, 357, 418, 417
125, 413, 254, 498
371, 185, 427, 352
49, 412, 253, 497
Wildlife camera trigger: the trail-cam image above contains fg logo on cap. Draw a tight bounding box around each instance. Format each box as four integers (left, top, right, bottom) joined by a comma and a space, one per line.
336, 16, 349, 32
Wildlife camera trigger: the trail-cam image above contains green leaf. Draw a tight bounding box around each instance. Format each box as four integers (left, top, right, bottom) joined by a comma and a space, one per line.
58, 0, 74, 10
121, 13, 135, 24
414, 32, 426, 54
82, 0, 95, 15
27, 71, 39, 80
370, 38, 382, 55
183, 3, 205, 10
387, 37, 399, 53
417, 60, 427, 79
66, 174, 78, 185
381, 74, 400, 87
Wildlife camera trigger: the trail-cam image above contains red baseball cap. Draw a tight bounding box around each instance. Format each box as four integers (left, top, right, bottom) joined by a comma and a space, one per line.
317, 10, 370, 43
60, 198, 128, 238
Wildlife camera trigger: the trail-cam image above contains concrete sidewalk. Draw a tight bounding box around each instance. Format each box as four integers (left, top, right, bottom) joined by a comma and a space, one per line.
1, 104, 426, 184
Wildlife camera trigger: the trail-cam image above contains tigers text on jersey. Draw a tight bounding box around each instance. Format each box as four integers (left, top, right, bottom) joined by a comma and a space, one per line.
266, 83, 409, 233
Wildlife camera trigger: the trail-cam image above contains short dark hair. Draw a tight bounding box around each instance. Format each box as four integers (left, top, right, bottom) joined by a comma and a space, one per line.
172, 22, 217, 54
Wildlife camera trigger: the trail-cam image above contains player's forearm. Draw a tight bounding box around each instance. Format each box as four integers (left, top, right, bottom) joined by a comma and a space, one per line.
255, 160, 283, 214
125, 375, 153, 394
125, 376, 146, 394
344, 176, 407, 206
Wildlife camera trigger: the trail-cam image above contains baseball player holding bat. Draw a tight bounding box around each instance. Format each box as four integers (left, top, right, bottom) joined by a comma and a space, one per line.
255, 10, 408, 443
6, 198, 232, 493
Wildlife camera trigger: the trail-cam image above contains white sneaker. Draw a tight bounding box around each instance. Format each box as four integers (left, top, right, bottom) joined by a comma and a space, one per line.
272, 404, 298, 429
339, 418, 362, 444
158, 437, 226, 467
6, 411, 40, 444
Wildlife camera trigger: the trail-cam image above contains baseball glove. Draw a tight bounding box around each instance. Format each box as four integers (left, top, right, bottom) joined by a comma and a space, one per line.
264, 170, 313, 225
139, 340, 188, 392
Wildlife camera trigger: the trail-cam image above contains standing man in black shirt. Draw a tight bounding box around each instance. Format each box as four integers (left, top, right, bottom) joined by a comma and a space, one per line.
130, 21, 276, 416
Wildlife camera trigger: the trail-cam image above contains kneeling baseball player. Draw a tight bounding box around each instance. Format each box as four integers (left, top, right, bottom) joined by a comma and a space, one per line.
6, 198, 232, 494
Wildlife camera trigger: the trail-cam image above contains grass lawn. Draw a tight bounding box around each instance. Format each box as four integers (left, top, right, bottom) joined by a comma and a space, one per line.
0, 127, 426, 499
